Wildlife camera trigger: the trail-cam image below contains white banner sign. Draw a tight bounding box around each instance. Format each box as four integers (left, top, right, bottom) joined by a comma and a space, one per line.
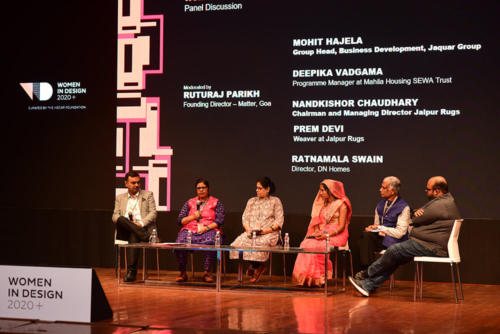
0, 265, 93, 322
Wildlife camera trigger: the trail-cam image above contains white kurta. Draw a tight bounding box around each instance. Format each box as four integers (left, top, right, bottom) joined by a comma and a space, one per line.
230, 196, 284, 262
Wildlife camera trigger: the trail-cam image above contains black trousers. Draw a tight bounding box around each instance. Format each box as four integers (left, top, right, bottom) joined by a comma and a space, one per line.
116, 216, 150, 271
358, 231, 385, 271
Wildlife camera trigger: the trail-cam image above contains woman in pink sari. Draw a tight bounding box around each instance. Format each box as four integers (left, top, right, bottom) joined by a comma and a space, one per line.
292, 179, 352, 287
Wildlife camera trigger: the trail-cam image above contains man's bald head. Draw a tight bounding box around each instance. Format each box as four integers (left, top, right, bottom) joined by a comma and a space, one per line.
426, 176, 448, 199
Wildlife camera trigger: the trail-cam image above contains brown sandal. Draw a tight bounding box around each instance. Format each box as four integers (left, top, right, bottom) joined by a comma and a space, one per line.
203, 272, 214, 283
250, 264, 267, 283
175, 272, 188, 282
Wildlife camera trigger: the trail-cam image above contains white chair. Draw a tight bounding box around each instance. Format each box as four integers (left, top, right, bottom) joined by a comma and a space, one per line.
333, 241, 354, 290
114, 238, 129, 277
115, 229, 160, 280
269, 231, 287, 280
413, 219, 464, 303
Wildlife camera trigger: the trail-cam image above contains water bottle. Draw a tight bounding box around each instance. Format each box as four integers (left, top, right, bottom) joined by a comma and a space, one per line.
215, 231, 221, 247
284, 233, 290, 250
325, 232, 330, 251
149, 228, 158, 243
187, 230, 192, 246
252, 231, 257, 248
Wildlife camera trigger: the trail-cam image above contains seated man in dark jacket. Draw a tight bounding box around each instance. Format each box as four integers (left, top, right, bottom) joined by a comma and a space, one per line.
349, 176, 461, 296
358, 176, 411, 271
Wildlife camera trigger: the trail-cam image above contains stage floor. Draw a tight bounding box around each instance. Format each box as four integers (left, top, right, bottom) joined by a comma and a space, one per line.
1, 267, 499, 333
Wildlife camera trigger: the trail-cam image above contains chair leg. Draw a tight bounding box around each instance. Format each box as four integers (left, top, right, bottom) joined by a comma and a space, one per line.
124, 248, 128, 273
349, 251, 354, 277
190, 252, 195, 279
389, 274, 394, 294
419, 262, 423, 300
114, 245, 119, 278
156, 249, 160, 278
142, 248, 147, 281
334, 251, 338, 288
456, 263, 464, 300
282, 253, 287, 281
117, 246, 122, 280
413, 261, 418, 302
342, 251, 347, 290
450, 263, 459, 303
269, 253, 273, 279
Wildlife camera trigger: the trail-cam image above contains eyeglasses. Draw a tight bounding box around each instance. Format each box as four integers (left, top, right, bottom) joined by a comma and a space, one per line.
196, 186, 208, 190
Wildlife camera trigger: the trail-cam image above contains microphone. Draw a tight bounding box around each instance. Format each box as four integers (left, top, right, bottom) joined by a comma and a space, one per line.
196, 200, 201, 221
128, 212, 134, 221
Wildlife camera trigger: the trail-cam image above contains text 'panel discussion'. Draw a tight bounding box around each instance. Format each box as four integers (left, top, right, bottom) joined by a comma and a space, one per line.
2, 1, 499, 333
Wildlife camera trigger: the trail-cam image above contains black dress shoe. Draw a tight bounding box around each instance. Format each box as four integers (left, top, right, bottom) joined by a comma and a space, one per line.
124, 270, 137, 282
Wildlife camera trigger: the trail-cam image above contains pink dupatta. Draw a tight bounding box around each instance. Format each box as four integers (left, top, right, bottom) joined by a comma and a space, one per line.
181, 196, 221, 233
306, 179, 352, 236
